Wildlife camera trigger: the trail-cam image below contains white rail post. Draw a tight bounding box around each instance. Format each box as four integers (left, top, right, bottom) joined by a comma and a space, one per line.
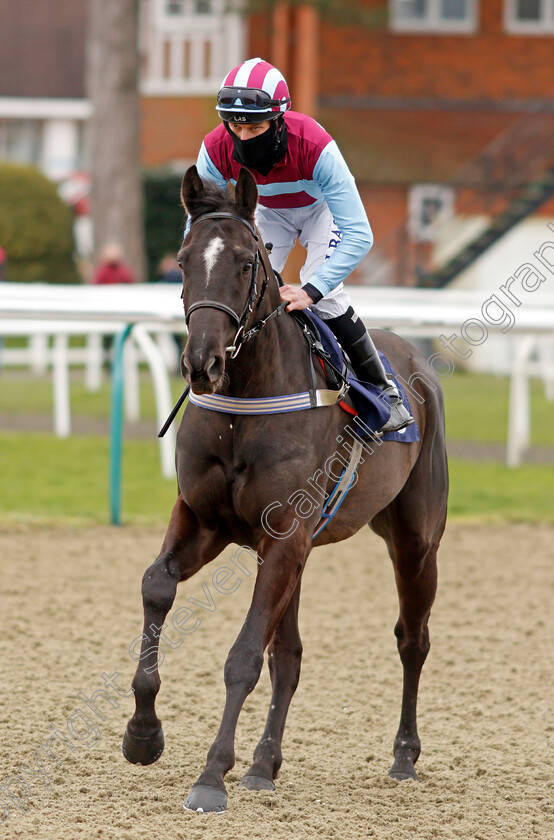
155, 331, 180, 374
131, 324, 176, 479
538, 335, 554, 401
31, 333, 49, 374
506, 335, 536, 468
52, 333, 71, 437
124, 336, 141, 423
85, 333, 103, 391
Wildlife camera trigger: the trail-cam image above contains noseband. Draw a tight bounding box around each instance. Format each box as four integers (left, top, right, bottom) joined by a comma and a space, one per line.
184, 211, 283, 359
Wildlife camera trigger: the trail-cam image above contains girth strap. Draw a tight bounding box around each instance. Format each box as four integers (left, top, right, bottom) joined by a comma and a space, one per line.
188, 385, 348, 415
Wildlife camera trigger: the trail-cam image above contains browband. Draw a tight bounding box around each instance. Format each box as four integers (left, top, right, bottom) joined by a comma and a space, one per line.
189, 211, 258, 240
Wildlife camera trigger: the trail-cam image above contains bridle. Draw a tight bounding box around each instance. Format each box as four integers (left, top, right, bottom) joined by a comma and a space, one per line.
159, 208, 348, 439
183, 211, 287, 359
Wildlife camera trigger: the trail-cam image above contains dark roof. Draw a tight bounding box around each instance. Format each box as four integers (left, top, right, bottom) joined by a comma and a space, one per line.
0, 0, 87, 98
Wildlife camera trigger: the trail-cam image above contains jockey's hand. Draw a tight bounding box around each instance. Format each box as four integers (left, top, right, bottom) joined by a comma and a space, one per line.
279, 285, 314, 312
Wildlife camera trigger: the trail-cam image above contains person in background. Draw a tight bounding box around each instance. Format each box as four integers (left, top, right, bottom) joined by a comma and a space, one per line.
0, 247, 7, 281
157, 254, 182, 283
93, 243, 135, 285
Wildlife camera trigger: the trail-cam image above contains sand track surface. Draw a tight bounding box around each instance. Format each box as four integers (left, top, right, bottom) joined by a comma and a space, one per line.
0, 522, 552, 839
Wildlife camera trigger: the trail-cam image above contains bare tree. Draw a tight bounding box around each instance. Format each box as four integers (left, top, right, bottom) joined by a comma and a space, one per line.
86, 0, 146, 282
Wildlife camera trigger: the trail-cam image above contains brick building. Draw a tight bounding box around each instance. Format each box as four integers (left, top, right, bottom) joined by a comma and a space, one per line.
1, 1, 553, 286
247, 1, 554, 285
0, 0, 89, 180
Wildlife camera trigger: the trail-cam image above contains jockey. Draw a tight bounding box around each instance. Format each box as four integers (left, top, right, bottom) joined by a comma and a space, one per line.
195, 57, 413, 433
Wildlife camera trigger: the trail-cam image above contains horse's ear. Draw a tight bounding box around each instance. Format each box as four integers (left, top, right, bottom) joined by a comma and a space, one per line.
181, 165, 205, 215
234, 167, 258, 221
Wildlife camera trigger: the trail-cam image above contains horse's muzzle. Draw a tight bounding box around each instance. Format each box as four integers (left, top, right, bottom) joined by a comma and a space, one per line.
181, 349, 225, 394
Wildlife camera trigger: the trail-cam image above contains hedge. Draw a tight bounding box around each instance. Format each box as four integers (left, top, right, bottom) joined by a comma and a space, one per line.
143, 168, 187, 282
0, 163, 190, 284
0, 162, 79, 284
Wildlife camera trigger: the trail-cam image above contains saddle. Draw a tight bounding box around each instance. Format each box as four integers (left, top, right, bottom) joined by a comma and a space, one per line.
291, 309, 420, 443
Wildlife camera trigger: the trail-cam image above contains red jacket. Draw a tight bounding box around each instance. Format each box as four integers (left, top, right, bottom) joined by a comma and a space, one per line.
93, 262, 135, 285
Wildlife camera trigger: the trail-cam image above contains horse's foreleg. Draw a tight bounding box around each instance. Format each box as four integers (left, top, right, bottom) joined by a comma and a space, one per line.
240, 577, 303, 791
389, 539, 438, 781
123, 495, 225, 766
184, 525, 309, 813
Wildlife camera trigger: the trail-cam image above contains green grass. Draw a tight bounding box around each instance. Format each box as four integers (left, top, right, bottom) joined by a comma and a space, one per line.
0, 433, 177, 524
0, 370, 184, 421
0, 433, 552, 526
0, 371, 553, 525
442, 371, 554, 447
2, 369, 553, 445
448, 459, 554, 522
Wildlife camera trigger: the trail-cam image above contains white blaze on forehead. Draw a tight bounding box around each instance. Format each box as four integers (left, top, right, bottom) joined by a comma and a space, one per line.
203, 236, 224, 285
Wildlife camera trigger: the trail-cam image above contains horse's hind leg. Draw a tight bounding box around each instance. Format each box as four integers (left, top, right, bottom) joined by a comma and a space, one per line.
240, 577, 303, 791
371, 440, 447, 781
123, 494, 226, 766
388, 535, 439, 780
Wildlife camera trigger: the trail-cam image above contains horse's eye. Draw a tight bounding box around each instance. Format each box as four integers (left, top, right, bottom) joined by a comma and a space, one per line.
242, 261, 253, 273
177, 260, 183, 270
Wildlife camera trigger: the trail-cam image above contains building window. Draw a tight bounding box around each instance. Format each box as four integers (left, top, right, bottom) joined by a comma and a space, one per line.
504, 0, 554, 33
0, 120, 43, 167
390, 0, 478, 33
164, 0, 212, 15
408, 185, 455, 241
141, 0, 244, 95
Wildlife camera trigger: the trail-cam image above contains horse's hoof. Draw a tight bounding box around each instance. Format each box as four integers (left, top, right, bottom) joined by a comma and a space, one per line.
184, 784, 227, 813
239, 774, 275, 791
122, 724, 164, 765
388, 759, 419, 782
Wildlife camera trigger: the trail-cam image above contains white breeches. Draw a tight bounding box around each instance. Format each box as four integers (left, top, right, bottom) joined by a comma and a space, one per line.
255, 201, 353, 319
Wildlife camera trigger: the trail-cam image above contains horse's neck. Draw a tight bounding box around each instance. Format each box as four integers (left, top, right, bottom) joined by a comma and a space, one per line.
224, 293, 310, 399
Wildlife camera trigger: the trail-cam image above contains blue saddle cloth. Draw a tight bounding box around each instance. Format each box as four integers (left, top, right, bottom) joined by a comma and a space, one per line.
306, 311, 419, 443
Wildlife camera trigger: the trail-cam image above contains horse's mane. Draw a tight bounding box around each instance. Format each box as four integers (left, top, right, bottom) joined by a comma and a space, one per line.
187, 180, 236, 221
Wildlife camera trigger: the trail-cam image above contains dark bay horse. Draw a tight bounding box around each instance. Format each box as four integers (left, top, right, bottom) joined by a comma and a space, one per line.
122, 166, 449, 813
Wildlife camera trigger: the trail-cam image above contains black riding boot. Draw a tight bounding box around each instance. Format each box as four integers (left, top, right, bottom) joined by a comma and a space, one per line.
324, 307, 414, 433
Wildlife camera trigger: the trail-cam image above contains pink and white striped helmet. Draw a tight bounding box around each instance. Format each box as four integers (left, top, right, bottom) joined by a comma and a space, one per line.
216, 57, 291, 123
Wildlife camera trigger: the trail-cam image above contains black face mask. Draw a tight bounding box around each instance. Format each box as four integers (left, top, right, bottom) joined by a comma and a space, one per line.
226, 117, 288, 176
